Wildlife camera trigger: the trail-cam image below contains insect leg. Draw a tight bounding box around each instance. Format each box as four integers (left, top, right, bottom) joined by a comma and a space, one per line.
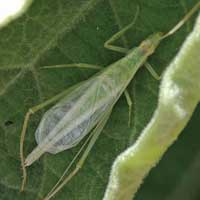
124, 90, 132, 127
20, 85, 81, 192
42, 63, 103, 70
44, 126, 94, 199
104, 6, 139, 54
144, 62, 161, 80
42, 107, 113, 200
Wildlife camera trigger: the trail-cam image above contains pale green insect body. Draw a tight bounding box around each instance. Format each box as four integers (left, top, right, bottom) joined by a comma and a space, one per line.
25, 33, 162, 167
20, 3, 200, 199
103, 10, 200, 200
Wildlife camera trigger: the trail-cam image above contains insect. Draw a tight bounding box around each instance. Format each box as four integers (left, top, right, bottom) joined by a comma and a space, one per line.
103, 8, 200, 200
19, 2, 200, 200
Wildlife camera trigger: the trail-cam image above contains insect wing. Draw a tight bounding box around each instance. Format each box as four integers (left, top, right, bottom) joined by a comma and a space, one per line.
35, 77, 116, 154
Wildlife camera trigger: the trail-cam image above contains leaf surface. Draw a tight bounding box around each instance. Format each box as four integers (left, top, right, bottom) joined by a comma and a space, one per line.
0, 0, 200, 199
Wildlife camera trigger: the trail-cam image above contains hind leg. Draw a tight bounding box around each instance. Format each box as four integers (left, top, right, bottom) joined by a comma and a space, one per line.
20, 85, 80, 192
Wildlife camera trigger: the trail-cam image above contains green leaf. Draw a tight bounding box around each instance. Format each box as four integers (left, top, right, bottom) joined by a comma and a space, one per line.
0, 0, 200, 200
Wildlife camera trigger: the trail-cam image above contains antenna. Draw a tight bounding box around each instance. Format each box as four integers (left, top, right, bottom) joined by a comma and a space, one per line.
162, 2, 200, 39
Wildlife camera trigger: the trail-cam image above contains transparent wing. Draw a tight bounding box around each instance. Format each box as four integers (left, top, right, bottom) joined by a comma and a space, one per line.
43, 98, 114, 200
35, 77, 116, 154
